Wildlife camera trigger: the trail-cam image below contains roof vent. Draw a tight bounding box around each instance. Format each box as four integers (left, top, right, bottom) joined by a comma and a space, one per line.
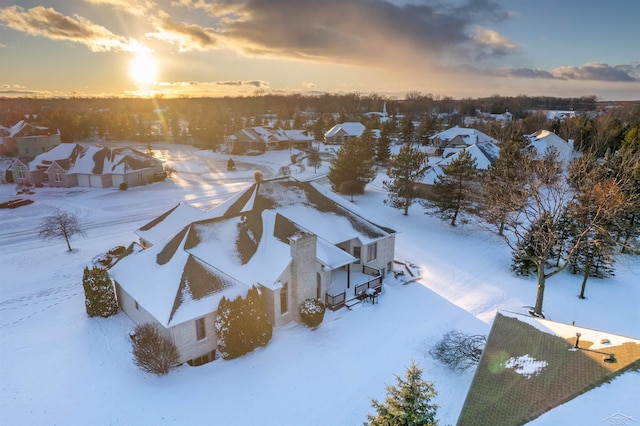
600, 338, 611, 345
603, 354, 616, 363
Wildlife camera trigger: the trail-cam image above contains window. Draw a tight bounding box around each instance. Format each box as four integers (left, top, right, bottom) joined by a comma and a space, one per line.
316, 273, 322, 299
196, 318, 206, 341
17, 168, 25, 180
367, 242, 378, 262
353, 246, 361, 264
280, 283, 288, 314
54, 170, 62, 182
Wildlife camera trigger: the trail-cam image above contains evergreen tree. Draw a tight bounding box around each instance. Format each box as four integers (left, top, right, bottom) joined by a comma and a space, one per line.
424, 150, 478, 226
400, 116, 415, 144
481, 135, 529, 235
82, 266, 118, 317
365, 361, 438, 426
376, 124, 392, 163
327, 137, 376, 196
245, 286, 272, 347
383, 145, 429, 215
214, 296, 236, 359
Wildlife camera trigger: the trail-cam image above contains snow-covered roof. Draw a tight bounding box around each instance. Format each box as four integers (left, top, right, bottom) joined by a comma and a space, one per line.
527, 130, 574, 163
437, 141, 500, 170
7, 120, 57, 138
283, 129, 313, 141
458, 310, 640, 425
28, 143, 162, 174
429, 126, 500, 145
324, 122, 365, 138
110, 179, 396, 327
135, 202, 212, 247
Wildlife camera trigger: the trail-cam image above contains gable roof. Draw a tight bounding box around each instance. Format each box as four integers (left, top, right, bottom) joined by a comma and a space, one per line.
527, 130, 574, 163
457, 311, 640, 426
28, 143, 162, 174
110, 179, 395, 327
324, 122, 365, 138
438, 141, 500, 170
429, 126, 499, 145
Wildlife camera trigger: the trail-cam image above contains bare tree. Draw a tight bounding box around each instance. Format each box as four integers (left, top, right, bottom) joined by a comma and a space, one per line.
430, 330, 486, 372
38, 208, 86, 252
130, 323, 180, 375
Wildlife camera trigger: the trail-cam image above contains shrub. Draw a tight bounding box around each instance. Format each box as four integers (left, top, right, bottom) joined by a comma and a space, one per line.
119, 182, 128, 191
131, 323, 180, 375
429, 330, 486, 372
82, 266, 118, 317
215, 287, 273, 360
299, 298, 326, 328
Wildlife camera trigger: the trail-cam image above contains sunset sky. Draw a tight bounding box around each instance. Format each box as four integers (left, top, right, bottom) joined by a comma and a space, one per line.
1, 0, 639, 100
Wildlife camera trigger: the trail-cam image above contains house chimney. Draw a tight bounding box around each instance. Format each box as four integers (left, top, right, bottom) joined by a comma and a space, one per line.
574, 332, 581, 348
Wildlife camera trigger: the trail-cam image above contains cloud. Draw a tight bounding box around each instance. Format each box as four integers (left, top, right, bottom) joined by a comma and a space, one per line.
146, 11, 219, 51
0, 5, 147, 52
215, 80, 269, 88
551, 63, 638, 82
173, 0, 515, 65
84, 0, 155, 17
471, 26, 519, 58
487, 63, 638, 82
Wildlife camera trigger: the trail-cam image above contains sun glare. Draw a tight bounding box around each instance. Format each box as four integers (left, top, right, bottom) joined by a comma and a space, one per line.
129, 53, 158, 85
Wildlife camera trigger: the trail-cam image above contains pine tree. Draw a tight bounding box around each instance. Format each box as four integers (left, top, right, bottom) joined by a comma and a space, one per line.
82, 266, 118, 317
383, 144, 429, 215
327, 137, 376, 196
481, 135, 528, 235
245, 286, 272, 347
376, 124, 392, 163
365, 361, 438, 426
425, 149, 478, 226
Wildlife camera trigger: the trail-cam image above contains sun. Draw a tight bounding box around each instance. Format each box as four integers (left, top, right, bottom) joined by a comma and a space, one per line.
129, 52, 158, 85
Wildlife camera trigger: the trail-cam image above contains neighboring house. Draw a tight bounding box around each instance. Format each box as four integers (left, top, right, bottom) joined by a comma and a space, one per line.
227, 126, 313, 154
417, 141, 500, 193
7, 159, 29, 185
527, 130, 574, 165
0, 158, 15, 184
429, 126, 500, 149
24, 143, 164, 188
457, 310, 640, 426
109, 178, 397, 366
0, 120, 61, 158
324, 122, 366, 144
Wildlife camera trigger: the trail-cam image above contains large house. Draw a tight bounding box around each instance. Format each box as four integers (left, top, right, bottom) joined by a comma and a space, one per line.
458, 310, 640, 425
429, 126, 499, 149
10, 143, 164, 188
324, 122, 366, 144
227, 126, 313, 154
0, 120, 61, 157
110, 178, 397, 365
526, 129, 574, 165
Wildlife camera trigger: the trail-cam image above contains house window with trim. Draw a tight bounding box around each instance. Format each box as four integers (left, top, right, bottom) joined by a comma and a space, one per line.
17, 167, 26, 180
54, 170, 62, 182
196, 317, 206, 341
367, 242, 377, 262
280, 283, 288, 315
353, 246, 361, 264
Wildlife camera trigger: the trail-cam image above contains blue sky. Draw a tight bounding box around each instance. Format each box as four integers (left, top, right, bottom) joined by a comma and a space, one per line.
1, 0, 638, 100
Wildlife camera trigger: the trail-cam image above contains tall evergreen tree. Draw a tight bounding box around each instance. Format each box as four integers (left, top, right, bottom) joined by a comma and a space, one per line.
376, 123, 392, 163
327, 137, 376, 196
245, 286, 272, 347
383, 145, 429, 215
424, 150, 478, 226
481, 135, 529, 235
365, 361, 438, 426
82, 266, 118, 317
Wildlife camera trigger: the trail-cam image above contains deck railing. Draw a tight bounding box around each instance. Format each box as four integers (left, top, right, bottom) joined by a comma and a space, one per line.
325, 274, 383, 311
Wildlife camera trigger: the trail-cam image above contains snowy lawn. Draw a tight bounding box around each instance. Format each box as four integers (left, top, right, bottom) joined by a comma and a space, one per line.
1, 143, 638, 425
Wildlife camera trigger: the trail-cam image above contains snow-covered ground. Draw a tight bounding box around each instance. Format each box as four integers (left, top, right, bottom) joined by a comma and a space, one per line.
1, 143, 638, 425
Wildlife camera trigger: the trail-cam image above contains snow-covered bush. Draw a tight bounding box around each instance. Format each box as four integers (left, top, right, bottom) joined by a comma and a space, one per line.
81, 266, 118, 317
299, 298, 325, 328
130, 323, 180, 375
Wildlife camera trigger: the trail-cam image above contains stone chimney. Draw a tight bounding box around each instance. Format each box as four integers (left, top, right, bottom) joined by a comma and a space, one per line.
289, 232, 318, 321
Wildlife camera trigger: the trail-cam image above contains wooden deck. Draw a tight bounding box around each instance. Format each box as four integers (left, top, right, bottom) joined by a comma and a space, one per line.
325, 267, 382, 310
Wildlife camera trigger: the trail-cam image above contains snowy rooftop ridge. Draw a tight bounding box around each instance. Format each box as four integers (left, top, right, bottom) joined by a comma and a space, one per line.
458, 310, 640, 426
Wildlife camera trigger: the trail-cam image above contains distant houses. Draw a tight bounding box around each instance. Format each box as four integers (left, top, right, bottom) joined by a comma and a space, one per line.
0, 120, 61, 157
9, 143, 164, 188
324, 122, 366, 144
226, 126, 313, 154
